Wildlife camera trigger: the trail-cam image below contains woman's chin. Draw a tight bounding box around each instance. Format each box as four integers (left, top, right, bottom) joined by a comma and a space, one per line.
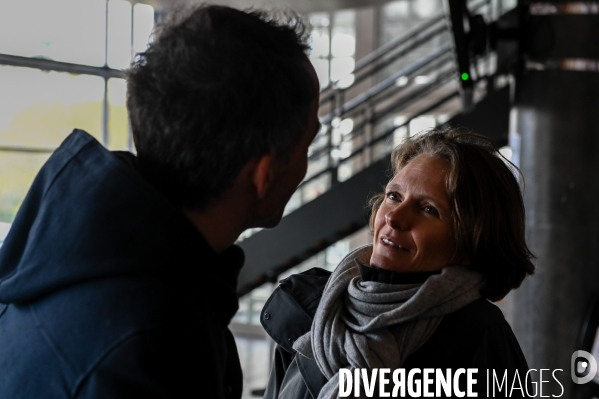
369, 254, 402, 272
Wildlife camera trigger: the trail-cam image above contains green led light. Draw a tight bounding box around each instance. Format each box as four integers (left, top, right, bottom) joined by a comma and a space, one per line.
461, 72, 469, 81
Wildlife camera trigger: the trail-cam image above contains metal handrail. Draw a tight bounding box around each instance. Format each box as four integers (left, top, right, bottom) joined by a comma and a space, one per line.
301, 68, 457, 187
351, 0, 488, 75
353, 13, 446, 73
350, 66, 456, 140
294, 0, 501, 207
318, 0, 489, 102
337, 54, 455, 143
321, 43, 453, 124
370, 68, 457, 124
306, 51, 455, 164
319, 13, 447, 102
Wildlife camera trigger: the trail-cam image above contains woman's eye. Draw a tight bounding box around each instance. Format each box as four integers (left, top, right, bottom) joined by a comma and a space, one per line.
386, 192, 399, 201
424, 205, 439, 216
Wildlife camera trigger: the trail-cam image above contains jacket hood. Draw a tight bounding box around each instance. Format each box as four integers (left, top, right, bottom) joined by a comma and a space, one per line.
0, 130, 237, 304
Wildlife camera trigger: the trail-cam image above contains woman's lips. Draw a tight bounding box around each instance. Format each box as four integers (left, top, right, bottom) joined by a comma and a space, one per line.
381, 236, 409, 251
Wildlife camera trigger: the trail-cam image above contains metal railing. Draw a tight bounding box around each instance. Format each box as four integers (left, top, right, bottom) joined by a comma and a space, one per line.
279, 0, 503, 220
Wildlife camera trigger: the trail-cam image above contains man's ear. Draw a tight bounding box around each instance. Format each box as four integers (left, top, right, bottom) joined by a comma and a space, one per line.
252, 154, 275, 199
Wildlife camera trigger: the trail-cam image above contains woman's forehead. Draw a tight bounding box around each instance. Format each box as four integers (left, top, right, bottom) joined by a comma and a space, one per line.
391, 156, 450, 204
391, 155, 450, 188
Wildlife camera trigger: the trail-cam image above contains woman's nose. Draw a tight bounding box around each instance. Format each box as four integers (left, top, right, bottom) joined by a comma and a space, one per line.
385, 203, 409, 230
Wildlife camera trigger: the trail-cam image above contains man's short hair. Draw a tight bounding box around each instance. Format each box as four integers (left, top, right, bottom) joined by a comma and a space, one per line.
126, 5, 317, 210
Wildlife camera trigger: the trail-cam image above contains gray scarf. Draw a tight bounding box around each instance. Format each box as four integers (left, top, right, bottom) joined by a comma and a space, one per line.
293, 244, 485, 399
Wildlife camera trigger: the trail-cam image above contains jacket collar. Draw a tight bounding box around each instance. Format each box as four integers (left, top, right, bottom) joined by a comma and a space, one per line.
0, 129, 244, 326
356, 260, 439, 284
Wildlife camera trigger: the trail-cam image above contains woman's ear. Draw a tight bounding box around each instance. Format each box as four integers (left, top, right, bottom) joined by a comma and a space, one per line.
252, 154, 275, 199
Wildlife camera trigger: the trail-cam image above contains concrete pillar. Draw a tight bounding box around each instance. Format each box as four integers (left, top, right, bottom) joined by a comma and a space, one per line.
509, 5, 599, 398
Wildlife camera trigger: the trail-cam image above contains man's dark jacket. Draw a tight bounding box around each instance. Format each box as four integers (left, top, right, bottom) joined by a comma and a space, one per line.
0, 130, 244, 398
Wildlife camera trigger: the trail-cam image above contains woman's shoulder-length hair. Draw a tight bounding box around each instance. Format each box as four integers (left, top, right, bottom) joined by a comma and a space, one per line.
369, 129, 535, 301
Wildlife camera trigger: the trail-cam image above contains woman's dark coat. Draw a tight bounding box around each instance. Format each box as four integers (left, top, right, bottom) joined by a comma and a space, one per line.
261, 267, 531, 398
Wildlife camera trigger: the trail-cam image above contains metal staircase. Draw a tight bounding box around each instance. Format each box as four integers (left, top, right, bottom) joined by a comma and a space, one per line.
237, 0, 514, 296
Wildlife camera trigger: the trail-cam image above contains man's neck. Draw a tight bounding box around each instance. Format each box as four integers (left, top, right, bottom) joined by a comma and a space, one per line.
182, 206, 246, 254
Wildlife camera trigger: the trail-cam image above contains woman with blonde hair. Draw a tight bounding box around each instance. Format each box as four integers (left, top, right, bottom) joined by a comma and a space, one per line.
262, 129, 534, 398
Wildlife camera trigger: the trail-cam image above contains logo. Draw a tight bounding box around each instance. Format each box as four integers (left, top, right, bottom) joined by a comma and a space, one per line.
571, 350, 598, 384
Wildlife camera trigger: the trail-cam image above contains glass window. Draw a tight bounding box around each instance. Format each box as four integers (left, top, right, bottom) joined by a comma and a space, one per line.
503, 0, 517, 11
133, 3, 155, 55
0, 152, 51, 223
308, 9, 356, 89
0, 1, 155, 222
383, 0, 411, 18
309, 12, 330, 28
331, 29, 355, 57
333, 9, 355, 25
414, 0, 439, 18
0, 66, 104, 149
0, 66, 105, 222
409, 115, 436, 136
107, 78, 130, 151
0, 221, 10, 247
310, 58, 330, 89
310, 30, 330, 58
380, 0, 448, 80
325, 240, 350, 266
107, 0, 133, 69
0, 0, 107, 66
330, 57, 355, 83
